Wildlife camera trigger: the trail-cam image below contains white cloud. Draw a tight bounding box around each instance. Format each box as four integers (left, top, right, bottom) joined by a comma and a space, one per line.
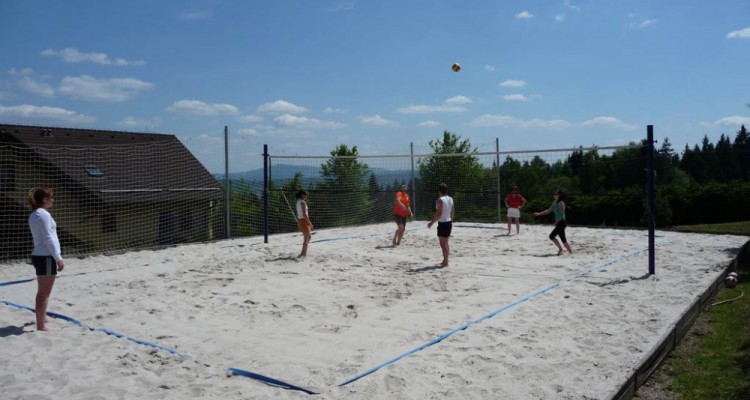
328, 2, 354, 12
59, 75, 153, 102
397, 104, 467, 114
503, 94, 530, 102
581, 116, 638, 130
636, 18, 657, 28
555, 14, 566, 22
628, 14, 657, 29
18, 77, 55, 97
727, 27, 750, 39
117, 116, 161, 128
8, 69, 54, 97
359, 114, 398, 127
41, 48, 145, 66
445, 95, 472, 105
257, 100, 308, 114
167, 99, 240, 116
499, 79, 526, 88
398, 96, 471, 114
702, 116, 750, 126
468, 114, 571, 129
484, 65, 496, 72
324, 107, 345, 113
564, 0, 581, 12
177, 10, 212, 20
237, 114, 263, 123
274, 114, 346, 129
418, 120, 440, 128
0, 104, 94, 124
516, 11, 534, 20
237, 128, 259, 137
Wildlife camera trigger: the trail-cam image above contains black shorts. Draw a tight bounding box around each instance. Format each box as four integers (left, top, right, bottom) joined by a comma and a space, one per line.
394, 215, 407, 226
31, 255, 57, 276
437, 221, 452, 237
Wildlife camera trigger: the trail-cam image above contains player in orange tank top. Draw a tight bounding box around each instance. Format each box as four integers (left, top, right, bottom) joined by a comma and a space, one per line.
392, 184, 413, 246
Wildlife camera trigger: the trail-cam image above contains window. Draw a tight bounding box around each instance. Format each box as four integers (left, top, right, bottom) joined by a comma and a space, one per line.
84, 165, 103, 177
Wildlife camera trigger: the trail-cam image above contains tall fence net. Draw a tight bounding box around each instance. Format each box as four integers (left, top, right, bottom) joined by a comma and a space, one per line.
1, 138, 645, 262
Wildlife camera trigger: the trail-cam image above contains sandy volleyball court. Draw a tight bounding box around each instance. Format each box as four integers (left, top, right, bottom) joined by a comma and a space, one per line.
0, 222, 744, 400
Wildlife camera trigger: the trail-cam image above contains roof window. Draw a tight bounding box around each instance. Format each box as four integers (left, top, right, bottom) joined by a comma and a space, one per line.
84, 165, 103, 177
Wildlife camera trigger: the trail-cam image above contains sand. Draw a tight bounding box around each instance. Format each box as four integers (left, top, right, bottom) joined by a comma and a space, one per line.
0, 222, 744, 400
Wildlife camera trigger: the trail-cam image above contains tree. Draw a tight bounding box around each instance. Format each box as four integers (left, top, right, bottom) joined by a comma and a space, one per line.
417, 131, 487, 220
716, 134, 740, 181
317, 144, 371, 227
734, 125, 750, 180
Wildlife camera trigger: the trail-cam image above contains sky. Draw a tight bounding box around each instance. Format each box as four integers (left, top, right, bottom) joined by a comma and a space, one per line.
1, 0, 749, 173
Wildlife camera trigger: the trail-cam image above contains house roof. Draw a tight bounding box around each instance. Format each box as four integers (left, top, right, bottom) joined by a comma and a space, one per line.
0, 124, 223, 203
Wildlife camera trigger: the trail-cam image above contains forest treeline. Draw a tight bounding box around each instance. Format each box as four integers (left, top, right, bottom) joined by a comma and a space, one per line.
223, 125, 750, 236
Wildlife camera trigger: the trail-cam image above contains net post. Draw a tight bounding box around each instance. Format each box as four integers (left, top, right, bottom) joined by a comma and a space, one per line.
496, 137, 501, 223
410, 142, 416, 219
647, 125, 656, 274
263, 144, 269, 244
224, 126, 231, 239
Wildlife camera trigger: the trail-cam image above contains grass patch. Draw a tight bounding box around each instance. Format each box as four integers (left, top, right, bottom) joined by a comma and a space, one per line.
671, 221, 750, 235
638, 223, 750, 399
640, 282, 750, 399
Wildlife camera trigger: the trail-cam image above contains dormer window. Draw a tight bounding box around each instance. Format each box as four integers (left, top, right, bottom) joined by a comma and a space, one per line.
84, 165, 103, 177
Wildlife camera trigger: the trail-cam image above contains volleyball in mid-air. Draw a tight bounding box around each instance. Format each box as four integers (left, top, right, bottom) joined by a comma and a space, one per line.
452, 63, 461, 72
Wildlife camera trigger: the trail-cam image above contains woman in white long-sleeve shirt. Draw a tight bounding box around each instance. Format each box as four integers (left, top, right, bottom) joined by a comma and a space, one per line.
28, 187, 64, 332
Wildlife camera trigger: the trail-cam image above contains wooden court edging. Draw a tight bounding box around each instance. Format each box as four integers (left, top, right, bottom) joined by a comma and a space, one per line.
610, 264, 731, 400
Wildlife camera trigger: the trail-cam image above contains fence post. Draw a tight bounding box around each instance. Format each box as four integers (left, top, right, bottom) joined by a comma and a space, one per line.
647, 125, 656, 274
410, 142, 415, 220
263, 144, 269, 244
496, 138, 502, 223
224, 126, 231, 239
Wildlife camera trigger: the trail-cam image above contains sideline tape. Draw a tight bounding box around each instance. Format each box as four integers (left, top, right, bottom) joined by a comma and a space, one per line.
0, 300, 190, 359
336, 243, 658, 387
228, 368, 319, 395
0, 300, 317, 393
0, 266, 132, 288
0, 278, 34, 287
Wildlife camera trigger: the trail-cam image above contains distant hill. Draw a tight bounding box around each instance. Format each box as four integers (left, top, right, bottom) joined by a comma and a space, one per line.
217, 164, 417, 188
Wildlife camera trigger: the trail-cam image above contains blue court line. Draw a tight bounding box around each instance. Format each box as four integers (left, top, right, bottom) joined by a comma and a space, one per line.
0, 300, 191, 359
0, 299, 317, 394
0, 278, 34, 287
336, 244, 657, 387
0, 266, 135, 288
228, 368, 319, 394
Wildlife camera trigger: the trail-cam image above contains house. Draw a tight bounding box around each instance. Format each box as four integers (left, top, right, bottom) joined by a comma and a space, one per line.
0, 124, 224, 261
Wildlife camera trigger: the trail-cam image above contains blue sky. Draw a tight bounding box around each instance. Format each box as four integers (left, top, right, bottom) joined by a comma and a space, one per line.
1, 0, 749, 172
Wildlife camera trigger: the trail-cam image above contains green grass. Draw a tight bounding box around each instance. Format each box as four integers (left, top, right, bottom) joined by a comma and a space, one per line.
639, 222, 750, 399
660, 282, 750, 399
671, 221, 750, 235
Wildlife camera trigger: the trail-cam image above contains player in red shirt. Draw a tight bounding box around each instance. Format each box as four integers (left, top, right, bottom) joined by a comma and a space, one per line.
504, 185, 527, 235
392, 184, 413, 246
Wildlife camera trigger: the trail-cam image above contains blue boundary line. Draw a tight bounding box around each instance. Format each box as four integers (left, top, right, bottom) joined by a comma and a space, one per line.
1, 300, 190, 358
0, 278, 34, 287
336, 244, 657, 387
0, 299, 317, 394
228, 368, 318, 394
